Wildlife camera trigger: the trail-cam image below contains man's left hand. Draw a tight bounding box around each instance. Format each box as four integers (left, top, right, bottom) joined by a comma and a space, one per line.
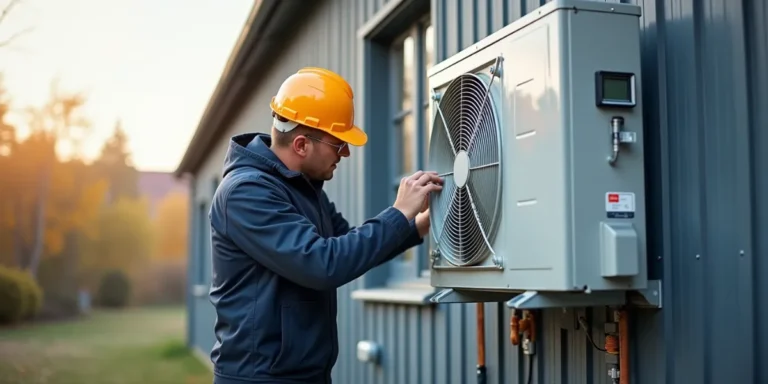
416, 209, 430, 238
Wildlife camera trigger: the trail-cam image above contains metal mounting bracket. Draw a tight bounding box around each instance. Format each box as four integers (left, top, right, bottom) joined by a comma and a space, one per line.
627, 279, 662, 309
429, 288, 519, 304
506, 290, 627, 309
430, 280, 663, 309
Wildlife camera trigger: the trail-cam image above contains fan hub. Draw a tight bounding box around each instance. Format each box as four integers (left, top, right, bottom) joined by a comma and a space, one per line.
453, 150, 470, 188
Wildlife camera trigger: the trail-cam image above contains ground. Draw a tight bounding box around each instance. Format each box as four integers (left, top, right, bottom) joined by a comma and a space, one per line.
0, 306, 213, 384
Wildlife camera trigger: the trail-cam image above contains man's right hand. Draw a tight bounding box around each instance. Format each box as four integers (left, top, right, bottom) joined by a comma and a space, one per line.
393, 171, 444, 220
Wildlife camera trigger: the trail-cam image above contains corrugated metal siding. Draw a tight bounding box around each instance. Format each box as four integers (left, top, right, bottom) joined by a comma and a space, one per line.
430, 0, 768, 382
187, 0, 768, 382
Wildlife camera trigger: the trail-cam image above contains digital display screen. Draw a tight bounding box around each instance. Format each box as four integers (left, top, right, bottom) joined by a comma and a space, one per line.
602, 77, 631, 101
595, 71, 635, 108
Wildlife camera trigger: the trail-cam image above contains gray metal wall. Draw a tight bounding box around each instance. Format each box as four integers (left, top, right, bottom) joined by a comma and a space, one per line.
187, 0, 768, 382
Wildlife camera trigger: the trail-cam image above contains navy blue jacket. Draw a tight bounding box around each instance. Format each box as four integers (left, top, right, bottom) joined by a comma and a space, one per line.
208, 133, 424, 384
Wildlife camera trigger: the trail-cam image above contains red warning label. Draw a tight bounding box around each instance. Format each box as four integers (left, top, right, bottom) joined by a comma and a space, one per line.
605, 192, 635, 219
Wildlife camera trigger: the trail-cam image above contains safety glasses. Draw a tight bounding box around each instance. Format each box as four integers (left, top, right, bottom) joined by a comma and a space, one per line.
304, 135, 348, 155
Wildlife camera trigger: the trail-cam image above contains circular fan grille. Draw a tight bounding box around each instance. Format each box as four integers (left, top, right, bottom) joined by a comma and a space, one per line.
428, 72, 502, 267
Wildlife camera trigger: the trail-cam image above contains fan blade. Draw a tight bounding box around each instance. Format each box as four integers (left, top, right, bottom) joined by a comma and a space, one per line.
467, 102, 498, 160
429, 111, 456, 176
434, 95, 459, 155
466, 58, 501, 153
458, 76, 490, 151
429, 175, 457, 244
441, 187, 490, 265
466, 165, 501, 241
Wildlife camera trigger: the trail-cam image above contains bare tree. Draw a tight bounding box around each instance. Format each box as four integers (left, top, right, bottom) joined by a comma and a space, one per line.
0, 0, 33, 49
22, 79, 90, 278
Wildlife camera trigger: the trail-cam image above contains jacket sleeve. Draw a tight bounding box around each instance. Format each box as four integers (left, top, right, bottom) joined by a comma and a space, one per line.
323, 192, 424, 263
321, 193, 352, 236
387, 221, 424, 258
223, 176, 414, 290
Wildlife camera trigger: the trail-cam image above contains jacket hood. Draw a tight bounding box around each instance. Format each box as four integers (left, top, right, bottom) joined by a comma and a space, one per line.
222, 133, 300, 179
222, 133, 325, 189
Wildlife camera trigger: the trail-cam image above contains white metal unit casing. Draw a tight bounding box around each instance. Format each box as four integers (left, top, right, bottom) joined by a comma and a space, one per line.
426, 0, 647, 295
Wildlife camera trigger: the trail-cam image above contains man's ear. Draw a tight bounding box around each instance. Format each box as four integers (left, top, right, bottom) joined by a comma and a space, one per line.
291, 134, 310, 157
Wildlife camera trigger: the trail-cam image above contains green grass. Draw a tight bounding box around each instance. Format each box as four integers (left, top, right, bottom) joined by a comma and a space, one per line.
0, 306, 213, 384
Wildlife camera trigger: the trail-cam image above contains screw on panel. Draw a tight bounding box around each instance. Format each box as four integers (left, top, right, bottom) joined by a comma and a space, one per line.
492, 255, 503, 269
489, 56, 503, 77
430, 249, 441, 268
696, 254, 700, 260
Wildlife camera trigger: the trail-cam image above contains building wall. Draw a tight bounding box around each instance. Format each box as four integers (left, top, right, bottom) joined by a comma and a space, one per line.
186, 0, 768, 383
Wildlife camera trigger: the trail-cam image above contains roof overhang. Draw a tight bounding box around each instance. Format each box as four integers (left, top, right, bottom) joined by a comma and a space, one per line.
174, 0, 317, 178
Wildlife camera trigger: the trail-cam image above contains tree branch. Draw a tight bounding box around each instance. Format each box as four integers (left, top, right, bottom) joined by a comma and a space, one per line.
0, 0, 33, 49
0, 0, 22, 26
0, 26, 32, 48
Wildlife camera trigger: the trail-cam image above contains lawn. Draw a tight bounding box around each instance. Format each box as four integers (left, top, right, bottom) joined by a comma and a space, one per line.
0, 306, 213, 384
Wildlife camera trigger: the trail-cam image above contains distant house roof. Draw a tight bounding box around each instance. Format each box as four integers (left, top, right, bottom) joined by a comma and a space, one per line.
174, 0, 318, 178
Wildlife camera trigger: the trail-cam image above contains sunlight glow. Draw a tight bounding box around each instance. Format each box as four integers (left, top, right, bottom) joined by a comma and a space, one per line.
0, 0, 254, 171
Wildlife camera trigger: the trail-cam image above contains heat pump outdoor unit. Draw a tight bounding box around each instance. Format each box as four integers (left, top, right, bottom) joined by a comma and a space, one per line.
427, 0, 660, 309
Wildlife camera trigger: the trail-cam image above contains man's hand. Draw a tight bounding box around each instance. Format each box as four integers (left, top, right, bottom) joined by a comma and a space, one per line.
415, 209, 430, 238
393, 170, 443, 220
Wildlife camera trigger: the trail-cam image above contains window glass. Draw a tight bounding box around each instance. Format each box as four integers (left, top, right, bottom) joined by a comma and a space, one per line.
398, 35, 416, 177
402, 36, 414, 111
423, 24, 435, 171
401, 112, 415, 175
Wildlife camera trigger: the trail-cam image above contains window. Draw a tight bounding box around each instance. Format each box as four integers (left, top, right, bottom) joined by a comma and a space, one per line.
387, 17, 435, 283
196, 201, 207, 284
359, 0, 435, 294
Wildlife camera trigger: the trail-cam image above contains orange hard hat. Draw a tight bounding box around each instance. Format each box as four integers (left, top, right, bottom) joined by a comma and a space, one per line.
269, 67, 367, 146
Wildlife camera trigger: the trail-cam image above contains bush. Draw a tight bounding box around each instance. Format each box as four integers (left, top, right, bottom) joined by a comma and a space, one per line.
0, 265, 44, 324
15, 270, 43, 319
96, 269, 132, 308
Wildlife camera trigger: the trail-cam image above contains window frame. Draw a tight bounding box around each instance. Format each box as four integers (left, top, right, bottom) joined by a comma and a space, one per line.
357, 0, 438, 303
386, 17, 434, 283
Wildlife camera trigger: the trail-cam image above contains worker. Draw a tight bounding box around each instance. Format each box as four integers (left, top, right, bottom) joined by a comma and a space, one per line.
207, 67, 443, 384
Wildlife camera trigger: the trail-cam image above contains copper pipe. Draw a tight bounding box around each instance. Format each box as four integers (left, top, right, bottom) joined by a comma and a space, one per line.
522, 310, 536, 343
476, 303, 486, 384
510, 310, 520, 345
619, 309, 629, 384
476, 303, 486, 366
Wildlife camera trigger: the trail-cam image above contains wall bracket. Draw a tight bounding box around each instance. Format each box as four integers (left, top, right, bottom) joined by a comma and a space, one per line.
429, 288, 518, 304
430, 280, 663, 309
506, 290, 627, 309
627, 279, 662, 309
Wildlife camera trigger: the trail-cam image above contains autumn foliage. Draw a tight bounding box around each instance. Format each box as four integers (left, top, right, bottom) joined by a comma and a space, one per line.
153, 191, 189, 261
0, 77, 190, 320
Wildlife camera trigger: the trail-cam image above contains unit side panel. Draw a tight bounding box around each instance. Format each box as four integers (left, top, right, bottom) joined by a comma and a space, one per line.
566, 10, 648, 291
500, 21, 568, 284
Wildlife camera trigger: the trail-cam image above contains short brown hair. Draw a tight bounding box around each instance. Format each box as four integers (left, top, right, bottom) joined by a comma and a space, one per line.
271, 112, 316, 147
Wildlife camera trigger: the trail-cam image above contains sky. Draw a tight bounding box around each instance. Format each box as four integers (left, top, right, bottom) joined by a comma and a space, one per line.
0, 0, 254, 172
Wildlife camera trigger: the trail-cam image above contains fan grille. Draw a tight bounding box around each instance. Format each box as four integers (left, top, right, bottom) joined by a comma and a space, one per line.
428, 72, 502, 267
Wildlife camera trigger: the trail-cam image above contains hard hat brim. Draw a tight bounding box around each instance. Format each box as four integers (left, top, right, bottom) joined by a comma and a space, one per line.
329, 125, 368, 146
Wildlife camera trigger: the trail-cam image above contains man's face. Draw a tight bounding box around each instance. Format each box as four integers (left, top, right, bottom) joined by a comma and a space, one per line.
300, 132, 350, 181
